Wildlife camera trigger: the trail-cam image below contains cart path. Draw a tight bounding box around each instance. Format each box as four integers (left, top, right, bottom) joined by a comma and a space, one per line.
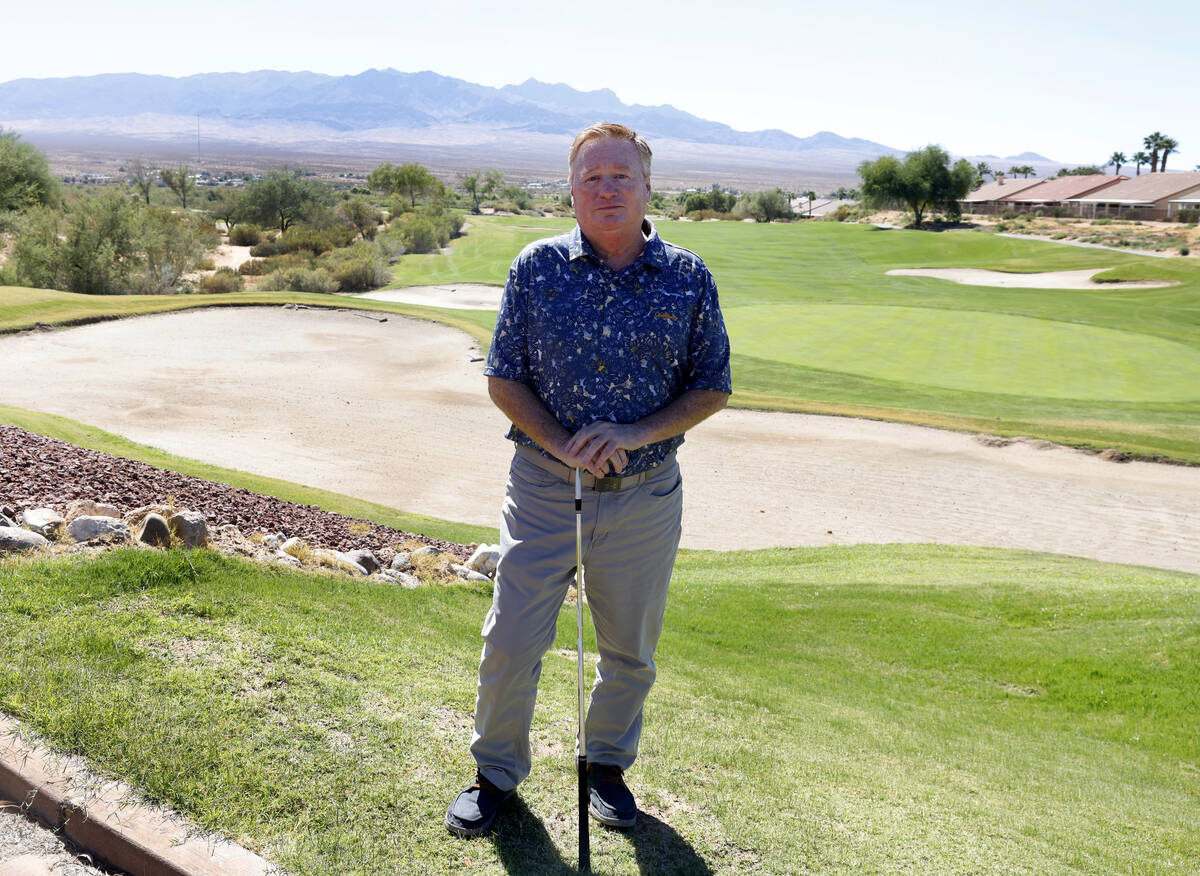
4, 307, 1198, 573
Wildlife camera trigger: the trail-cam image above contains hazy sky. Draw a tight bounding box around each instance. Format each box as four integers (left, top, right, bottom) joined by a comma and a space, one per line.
4, 0, 1197, 169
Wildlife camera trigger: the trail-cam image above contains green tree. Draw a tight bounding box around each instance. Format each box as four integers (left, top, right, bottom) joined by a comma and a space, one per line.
127, 158, 156, 206
158, 165, 195, 209
974, 162, 993, 183
207, 189, 244, 235
1108, 152, 1127, 175
1132, 151, 1151, 175
1009, 165, 1036, 178
241, 170, 332, 233
1158, 137, 1179, 172
1057, 165, 1105, 177
459, 172, 482, 213
0, 127, 59, 213
337, 197, 382, 240
806, 190, 816, 217
735, 188, 794, 222
368, 162, 436, 208
858, 145, 976, 226
482, 169, 505, 200
1143, 132, 1165, 172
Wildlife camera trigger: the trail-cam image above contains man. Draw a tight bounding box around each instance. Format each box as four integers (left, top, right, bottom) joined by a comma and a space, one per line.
446, 122, 731, 837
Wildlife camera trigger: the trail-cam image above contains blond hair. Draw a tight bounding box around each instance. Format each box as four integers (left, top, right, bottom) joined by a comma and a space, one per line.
569, 123, 652, 179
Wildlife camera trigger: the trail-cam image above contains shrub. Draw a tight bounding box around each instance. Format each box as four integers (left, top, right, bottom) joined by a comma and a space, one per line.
258, 266, 338, 294
1180, 246, 1190, 256
238, 259, 268, 276
1091, 218, 1113, 226
229, 224, 262, 246
199, 266, 244, 293
327, 253, 389, 291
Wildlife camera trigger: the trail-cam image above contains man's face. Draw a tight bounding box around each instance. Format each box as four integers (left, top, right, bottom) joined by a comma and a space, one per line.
569, 137, 651, 242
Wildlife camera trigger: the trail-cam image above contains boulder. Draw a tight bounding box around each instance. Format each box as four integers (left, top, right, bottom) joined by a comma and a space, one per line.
451, 562, 492, 583
411, 545, 440, 559
281, 536, 308, 558
137, 513, 172, 548
0, 513, 16, 529
168, 511, 208, 548
19, 508, 64, 538
67, 516, 130, 543
275, 550, 301, 567
344, 548, 380, 574
65, 499, 122, 522
382, 569, 420, 589
0, 526, 50, 553
390, 551, 413, 572
124, 504, 174, 527
321, 550, 368, 576
262, 532, 285, 549
466, 544, 500, 576
1, 504, 15, 520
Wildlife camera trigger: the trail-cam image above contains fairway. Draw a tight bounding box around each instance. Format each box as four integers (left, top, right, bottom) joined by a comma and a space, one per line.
726, 303, 1200, 401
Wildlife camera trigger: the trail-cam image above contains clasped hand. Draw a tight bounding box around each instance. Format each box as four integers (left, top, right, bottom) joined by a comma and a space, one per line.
559, 421, 645, 479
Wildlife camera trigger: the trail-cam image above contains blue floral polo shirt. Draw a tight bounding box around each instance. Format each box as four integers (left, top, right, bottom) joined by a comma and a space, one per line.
485, 220, 732, 475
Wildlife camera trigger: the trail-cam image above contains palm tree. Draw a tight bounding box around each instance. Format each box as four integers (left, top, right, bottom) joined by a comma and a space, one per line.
1108, 152, 1127, 175
1158, 137, 1179, 172
975, 161, 993, 182
1143, 131, 1165, 172
1132, 151, 1151, 175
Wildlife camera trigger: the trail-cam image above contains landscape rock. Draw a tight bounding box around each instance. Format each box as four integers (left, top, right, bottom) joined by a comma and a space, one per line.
262, 532, 285, 549
0, 513, 16, 529
390, 551, 413, 572
0, 526, 50, 553
168, 511, 208, 547
281, 536, 308, 557
451, 562, 491, 583
137, 513, 172, 548
0, 854, 55, 876
382, 569, 420, 589
466, 543, 500, 576
275, 550, 301, 567
67, 516, 131, 543
123, 504, 174, 527
412, 545, 440, 559
1, 504, 15, 520
19, 508, 64, 538
323, 550, 368, 576
65, 499, 122, 522
344, 548, 380, 574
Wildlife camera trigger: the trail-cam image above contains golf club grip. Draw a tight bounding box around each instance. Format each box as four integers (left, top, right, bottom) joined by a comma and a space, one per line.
578, 754, 590, 871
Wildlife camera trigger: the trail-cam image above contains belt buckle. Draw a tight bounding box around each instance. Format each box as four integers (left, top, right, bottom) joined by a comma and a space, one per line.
592, 476, 622, 492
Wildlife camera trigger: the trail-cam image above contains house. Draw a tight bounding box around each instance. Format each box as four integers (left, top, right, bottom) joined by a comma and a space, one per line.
1068, 171, 1200, 220
1000, 174, 1126, 213
961, 177, 1047, 213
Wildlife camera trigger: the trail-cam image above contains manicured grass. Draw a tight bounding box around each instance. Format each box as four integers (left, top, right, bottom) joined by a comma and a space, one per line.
0, 545, 1195, 874
396, 217, 1200, 463
0, 404, 495, 546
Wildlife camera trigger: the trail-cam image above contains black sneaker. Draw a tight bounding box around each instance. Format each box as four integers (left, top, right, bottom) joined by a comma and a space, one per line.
587, 763, 637, 828
445, 772, 516, 837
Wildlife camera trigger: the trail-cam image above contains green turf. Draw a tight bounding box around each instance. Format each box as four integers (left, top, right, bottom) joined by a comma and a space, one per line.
0, 545, 1195, 874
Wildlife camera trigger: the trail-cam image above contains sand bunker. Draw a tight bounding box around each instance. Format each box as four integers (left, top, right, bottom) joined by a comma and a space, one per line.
357, 284, 503, 310
886, 267, 1173, 289
3, 307, 1199, 574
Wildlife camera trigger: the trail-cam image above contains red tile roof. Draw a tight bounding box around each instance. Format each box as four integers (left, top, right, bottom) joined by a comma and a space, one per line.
1001, 174, 1126, 203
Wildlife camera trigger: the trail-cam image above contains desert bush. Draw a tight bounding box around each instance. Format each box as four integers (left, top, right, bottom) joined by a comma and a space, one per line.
258, 266, 338, 294
1091, 218, 1113, 226
684, 209, 739, 221
238, 259, 268, 276
1180, 246, 1191, 256
229, 223, 262, 246
199, 266, 244, 293
321, 241, 390, 291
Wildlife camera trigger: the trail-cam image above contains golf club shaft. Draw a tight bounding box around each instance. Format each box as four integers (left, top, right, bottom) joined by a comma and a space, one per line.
575, 467, 590, 872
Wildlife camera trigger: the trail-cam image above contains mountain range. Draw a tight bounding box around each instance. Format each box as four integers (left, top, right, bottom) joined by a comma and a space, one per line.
0, 69, 1068, 187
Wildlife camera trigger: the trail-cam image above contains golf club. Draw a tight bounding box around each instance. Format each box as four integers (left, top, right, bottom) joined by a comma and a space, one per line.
575, 467, 590, 872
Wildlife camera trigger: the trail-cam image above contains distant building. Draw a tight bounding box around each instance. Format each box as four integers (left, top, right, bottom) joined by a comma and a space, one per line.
1068, 172, 1200, 220
999, 174, 1126, 212
960, 177, 1045, 212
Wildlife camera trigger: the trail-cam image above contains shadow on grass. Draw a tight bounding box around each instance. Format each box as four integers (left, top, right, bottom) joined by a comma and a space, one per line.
490, 797, 712, 875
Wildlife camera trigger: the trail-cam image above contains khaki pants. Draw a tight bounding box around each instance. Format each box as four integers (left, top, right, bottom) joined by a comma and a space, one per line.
470, 449, 683, 791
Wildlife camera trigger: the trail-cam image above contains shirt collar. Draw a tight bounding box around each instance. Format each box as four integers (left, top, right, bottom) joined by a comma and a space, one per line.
568, 219, 668, 271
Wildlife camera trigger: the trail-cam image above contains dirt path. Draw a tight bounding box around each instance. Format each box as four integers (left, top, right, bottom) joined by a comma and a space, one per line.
4, 307, 1199, 573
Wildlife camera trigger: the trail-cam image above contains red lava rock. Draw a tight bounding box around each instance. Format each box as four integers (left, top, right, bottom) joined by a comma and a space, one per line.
0, 425, 469, 561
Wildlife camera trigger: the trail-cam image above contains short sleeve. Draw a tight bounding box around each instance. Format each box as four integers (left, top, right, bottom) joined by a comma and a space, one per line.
484, 256, 529, 382
684, 270, 732, 393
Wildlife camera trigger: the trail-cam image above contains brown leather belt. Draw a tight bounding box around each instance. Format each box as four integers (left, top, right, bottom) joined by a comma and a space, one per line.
515, 444, 670, 492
